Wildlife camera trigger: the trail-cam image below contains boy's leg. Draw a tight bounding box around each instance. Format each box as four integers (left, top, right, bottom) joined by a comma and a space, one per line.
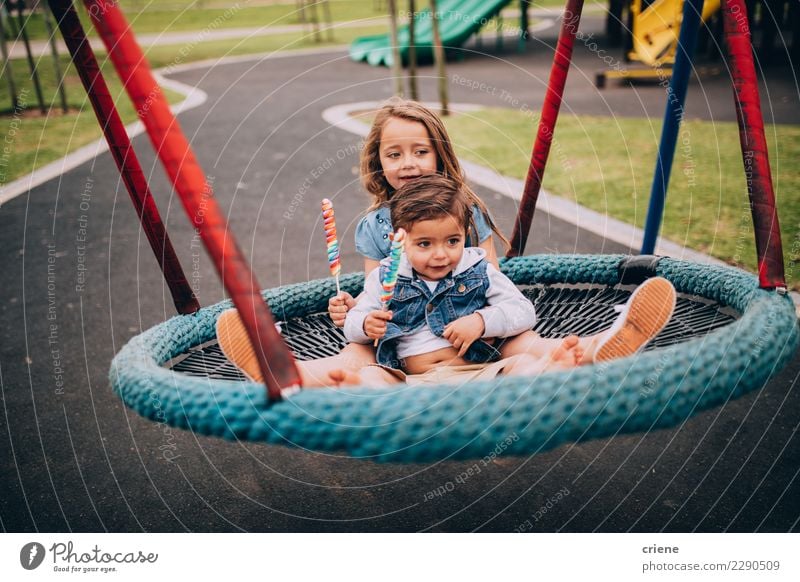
500, 331, 586, 364
298, 343, 377, 386
502, 354, 549, 376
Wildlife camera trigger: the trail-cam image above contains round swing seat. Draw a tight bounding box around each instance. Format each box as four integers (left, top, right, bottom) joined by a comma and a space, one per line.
110, 254, 798, 462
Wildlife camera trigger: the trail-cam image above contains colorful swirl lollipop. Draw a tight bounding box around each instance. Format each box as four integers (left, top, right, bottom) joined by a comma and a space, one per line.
380, 228, 406, 308
321, 198, 341, 294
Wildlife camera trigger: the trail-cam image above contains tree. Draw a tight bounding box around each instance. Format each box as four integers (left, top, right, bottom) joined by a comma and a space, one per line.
407, 0, 418, 100
429, 0, 449, 115
387, 0, 403, 96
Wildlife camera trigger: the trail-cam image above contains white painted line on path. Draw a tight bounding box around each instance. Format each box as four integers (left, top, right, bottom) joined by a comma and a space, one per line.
0, 45, 350, 207
0, 73, 207, 207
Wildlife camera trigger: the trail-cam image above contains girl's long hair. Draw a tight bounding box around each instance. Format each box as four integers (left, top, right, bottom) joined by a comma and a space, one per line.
360, 97, 509, 250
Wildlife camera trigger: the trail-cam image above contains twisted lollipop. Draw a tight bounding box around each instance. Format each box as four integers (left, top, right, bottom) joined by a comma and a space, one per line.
380, 228, 406, 308
373, 228, 406, 346
321, 198, 341, 294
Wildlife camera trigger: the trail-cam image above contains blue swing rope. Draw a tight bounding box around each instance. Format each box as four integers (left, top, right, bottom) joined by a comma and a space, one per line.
641, 0, 705, 255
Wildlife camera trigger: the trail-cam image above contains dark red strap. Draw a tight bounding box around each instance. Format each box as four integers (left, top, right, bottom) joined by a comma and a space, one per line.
723, 0, 785, 289
81, 0, 301, 398
45, 0, 198, 315
507, 0, 584, 258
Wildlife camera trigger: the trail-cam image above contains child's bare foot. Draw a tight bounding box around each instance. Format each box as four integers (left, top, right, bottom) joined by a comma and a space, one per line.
326, 366, 398, 387
504, 337, 581, 376
327, 368, 362, 386
546, 335, 582, 369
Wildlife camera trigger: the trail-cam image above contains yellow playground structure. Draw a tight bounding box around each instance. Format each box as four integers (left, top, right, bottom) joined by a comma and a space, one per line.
628, 0, 721, 67
597, 0, 720, 87
599, 0, 797, 87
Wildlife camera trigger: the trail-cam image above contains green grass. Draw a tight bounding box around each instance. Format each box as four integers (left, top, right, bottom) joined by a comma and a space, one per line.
441, 107, 800, 286
9, 0, 574, 41
6, 1, 389, 40
0, 56, 185, 186
115, 0, 386, 35
106, 0, 579, 35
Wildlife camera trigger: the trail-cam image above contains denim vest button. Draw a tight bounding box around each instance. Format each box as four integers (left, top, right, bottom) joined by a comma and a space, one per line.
457, 283, 466, 293
426, 303, 434, 312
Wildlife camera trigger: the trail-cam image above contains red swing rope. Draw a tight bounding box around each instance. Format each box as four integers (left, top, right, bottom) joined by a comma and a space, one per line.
49, 0, 300, 400
86, 0, 301, 399
722, 0, 786, 290
507, 0, 584, 258
42, 0, 198, 315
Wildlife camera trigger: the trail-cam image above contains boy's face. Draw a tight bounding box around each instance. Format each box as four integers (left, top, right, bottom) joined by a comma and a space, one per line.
403, 214, 465, 281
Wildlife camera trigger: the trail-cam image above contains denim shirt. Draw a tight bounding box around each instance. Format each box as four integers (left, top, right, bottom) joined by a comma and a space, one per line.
355, 205, 493, 260
344, 248, 538, 369
377, 258, 502, 368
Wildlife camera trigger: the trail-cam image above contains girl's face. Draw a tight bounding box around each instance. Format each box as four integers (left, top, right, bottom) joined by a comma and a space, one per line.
378, 117, 438, 192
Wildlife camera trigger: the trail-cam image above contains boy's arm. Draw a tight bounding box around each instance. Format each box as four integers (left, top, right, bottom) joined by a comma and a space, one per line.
475, 264, 537, 338
343, 268, 384, 344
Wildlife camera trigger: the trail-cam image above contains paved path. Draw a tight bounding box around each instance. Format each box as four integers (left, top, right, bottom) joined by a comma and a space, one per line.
1, 16, 798, 532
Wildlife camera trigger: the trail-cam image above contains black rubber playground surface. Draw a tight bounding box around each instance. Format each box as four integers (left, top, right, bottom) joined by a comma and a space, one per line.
1, 16, 798, 532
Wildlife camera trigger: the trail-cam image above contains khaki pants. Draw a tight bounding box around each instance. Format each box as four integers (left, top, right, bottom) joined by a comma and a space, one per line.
378, 355, 527, 386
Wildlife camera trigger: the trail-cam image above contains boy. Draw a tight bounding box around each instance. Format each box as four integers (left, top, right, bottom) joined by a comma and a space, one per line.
335, 175, 584, 386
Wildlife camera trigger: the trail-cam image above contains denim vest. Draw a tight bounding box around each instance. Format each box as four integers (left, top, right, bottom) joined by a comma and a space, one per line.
375, 259, 502, 368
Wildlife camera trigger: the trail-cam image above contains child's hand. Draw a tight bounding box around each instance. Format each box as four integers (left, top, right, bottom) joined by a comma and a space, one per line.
443, 313, 485, 357
328, 291, 356, 327
364, 310, 392, 341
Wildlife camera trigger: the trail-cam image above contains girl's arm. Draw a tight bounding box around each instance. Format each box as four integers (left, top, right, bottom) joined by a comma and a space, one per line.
343, 268, 384, 344
328, 258, 378, 327
364, 258, 381, 276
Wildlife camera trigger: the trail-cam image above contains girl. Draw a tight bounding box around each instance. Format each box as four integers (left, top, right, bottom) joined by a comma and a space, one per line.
328, 98, 610, 368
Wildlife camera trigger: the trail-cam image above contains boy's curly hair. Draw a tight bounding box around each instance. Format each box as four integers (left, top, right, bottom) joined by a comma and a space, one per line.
389, 175, 475, 240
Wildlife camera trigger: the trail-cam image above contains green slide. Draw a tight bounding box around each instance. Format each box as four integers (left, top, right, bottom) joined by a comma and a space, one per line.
350, 0, 517, 66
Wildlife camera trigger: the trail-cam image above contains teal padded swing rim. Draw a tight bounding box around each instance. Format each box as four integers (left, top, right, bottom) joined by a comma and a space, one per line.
110, 254, 799, 462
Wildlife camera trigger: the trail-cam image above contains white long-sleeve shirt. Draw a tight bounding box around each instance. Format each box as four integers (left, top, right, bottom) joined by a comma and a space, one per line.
344, 248, 537, 357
